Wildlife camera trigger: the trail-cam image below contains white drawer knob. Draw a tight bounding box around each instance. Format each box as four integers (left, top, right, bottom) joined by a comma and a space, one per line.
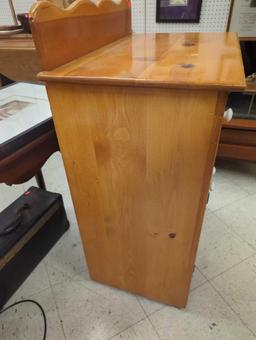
224, 108, 233, 122
210, 167, 216, 191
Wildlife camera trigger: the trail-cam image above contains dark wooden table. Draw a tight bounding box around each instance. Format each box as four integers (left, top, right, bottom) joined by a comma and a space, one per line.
0, 35, 59, 189
0, 83, 59, 189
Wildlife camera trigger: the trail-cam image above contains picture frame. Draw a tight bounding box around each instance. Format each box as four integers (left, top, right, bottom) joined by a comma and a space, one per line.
228, 0, 256, 39
156, 0, 203, 23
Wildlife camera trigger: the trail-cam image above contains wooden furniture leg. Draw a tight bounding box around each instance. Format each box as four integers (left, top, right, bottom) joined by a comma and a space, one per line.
35, 169, 46, 190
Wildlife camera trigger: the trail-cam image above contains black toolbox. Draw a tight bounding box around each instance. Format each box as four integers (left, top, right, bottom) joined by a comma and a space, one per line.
0, 187, 69, 308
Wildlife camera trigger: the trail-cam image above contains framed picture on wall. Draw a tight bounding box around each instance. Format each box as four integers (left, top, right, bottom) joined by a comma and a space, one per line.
228, 0, 256, 39
156, 0, 202, 23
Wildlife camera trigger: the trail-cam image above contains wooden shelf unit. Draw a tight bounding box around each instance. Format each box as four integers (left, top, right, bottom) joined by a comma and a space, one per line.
218, 4, 256, 162
0, 33, 39, 82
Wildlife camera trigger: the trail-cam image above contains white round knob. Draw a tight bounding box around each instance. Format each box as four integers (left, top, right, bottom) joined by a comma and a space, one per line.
210, 181, 215, 191
224, 108, 233, 122
210, 167, 216, 191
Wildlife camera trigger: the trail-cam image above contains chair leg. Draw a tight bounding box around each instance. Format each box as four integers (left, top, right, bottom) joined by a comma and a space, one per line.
35, 169, 46, 190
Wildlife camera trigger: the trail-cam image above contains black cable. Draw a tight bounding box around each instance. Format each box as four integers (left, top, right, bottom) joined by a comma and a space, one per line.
0, 299, 47, 340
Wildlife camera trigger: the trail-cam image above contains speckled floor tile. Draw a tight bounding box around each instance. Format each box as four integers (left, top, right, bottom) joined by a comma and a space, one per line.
0, 288, 65, 340
212, 254, 256, 335
0, 183, 25, 211
196, 213, 254, 279
207, 173, 248, 211
149, 282, 255, 340
215, 194, 256, 250
44, 226, 89, 286
52, 279, 146, 340
110, 318, 160, 340
216, 159, 256, 195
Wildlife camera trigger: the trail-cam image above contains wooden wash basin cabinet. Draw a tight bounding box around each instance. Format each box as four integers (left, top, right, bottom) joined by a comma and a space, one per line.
30, 0, 245, 308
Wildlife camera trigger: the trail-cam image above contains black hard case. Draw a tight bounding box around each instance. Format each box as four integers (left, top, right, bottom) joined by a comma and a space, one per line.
0, 187, 69, 308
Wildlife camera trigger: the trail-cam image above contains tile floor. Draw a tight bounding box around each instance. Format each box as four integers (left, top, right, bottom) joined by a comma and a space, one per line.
1, 155, 256, 340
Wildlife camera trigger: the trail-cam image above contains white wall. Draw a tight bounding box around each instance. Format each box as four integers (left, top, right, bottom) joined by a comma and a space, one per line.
0, 0, 35, 25
0, 0, 232, 33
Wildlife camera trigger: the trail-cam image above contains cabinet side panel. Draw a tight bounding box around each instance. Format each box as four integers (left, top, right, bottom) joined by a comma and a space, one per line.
46, 84, 222, 307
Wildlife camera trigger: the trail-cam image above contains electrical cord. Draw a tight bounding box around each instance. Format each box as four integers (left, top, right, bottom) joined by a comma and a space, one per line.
0, 299, 47, 340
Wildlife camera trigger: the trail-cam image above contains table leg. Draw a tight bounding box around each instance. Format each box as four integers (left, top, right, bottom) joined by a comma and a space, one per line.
35, 169, 46, 190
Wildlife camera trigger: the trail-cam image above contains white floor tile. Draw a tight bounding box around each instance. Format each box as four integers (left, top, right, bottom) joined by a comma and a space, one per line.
215, 194, 256, 250
212, 254, 256, 335
0, 183, 24, 211
52, 279, 146, 340
207, 174, 248, 211
216, 159, 256, 194
196, 213, 254, 279
44, 226, 89, 285
137, 296, 165, 316
110, 318, 160, 340
21, 177, 37, 191
190, 267, 207, 290
43, 152, 63, 171
0, 288, 65, 340
42, 153, 70, 195
149, 282, 255, 340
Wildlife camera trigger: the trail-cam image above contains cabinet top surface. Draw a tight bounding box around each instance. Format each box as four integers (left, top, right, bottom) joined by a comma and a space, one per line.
39, 32, 246, 91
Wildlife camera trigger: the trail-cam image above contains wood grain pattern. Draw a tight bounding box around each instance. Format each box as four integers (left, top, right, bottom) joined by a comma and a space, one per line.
220, 128, 256, 146
222, 119, 256, 130
46, 83, 226, 307
37, 32, 246, 91
30, 0, 131, 70
218, 121, 256, 162
239, 37, 256, 42
218, 143, 256, 161
30, 0, 245, 307
0, 127, 59, 185
0, 35, 39, 82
